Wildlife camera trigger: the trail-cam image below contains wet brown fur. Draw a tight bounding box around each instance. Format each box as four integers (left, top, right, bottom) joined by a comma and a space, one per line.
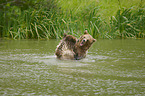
55, 31, 96, 60
55, 33, 77, 59
73, 31, 96, 60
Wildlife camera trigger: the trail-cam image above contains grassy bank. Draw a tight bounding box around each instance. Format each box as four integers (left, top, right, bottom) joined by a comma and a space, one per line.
0, 0, 145, 39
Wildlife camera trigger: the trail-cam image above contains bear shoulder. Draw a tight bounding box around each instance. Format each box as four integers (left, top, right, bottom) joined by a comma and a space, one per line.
55, 33, 77, 59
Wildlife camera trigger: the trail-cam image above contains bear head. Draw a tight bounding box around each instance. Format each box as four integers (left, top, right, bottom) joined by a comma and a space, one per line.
77, 30, 96, 50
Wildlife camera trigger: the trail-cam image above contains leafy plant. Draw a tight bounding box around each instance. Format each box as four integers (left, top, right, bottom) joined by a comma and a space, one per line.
110, 7, 145, 38
0, 0, 145, 39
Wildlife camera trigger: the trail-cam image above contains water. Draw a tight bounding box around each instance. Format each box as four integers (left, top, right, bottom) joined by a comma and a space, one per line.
0, 39, 145, 95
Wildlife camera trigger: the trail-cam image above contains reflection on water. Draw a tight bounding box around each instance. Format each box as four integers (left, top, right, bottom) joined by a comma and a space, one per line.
0, 39, 145, 95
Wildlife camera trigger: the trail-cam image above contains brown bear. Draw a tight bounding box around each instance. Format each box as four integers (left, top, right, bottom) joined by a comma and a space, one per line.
55, 30, 96, 60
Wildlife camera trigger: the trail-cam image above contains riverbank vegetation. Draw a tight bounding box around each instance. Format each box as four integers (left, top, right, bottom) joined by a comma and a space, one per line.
0, 0, 145, 39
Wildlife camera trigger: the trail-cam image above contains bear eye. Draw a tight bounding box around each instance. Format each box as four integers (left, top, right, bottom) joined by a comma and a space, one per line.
83, 39, 86, 42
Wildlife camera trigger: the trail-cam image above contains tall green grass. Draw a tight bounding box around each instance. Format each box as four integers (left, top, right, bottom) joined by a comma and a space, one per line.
110, 7, 145, 39
0, 0, 145, 39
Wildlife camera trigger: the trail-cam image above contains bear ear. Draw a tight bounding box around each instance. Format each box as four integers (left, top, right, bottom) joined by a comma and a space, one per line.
63, 33, 67, 38
93, 39, 96, 42
84, 30, 88, 34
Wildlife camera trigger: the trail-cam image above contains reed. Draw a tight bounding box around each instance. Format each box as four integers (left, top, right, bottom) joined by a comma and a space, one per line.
110, 7, 145, 38
0, 0, 144, 39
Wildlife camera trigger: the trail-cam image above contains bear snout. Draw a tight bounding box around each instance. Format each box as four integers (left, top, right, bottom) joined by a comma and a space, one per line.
80, 39, 87, 46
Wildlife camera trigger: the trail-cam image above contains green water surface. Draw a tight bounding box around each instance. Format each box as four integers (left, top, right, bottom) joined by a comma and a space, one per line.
0, 39, 145, 95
